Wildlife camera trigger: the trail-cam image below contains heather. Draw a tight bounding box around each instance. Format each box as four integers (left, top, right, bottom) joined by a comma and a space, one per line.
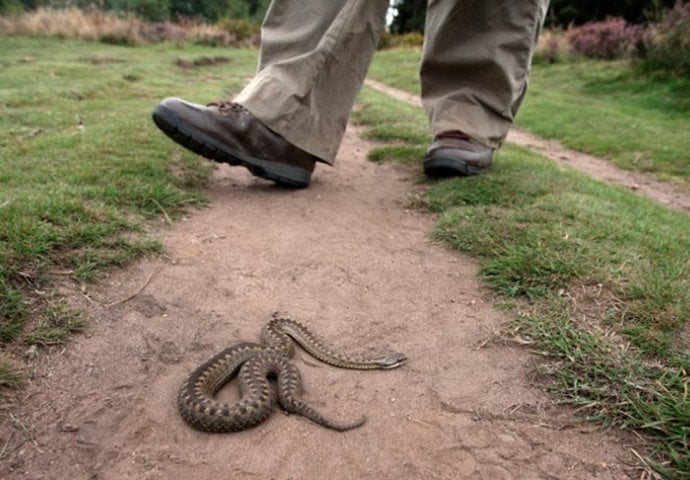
562, 2, 690, 77
567, 17, 649, 60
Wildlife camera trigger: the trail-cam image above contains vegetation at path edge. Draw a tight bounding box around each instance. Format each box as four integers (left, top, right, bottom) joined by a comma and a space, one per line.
368, 49, 690, 188
353, 87, 690, 479
1, 31, 689, 479
0, 36, 258, 384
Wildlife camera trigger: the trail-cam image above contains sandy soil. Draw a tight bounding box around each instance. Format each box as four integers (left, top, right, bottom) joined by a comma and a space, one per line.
0, 125, 641, 479
365, 79, 690, 215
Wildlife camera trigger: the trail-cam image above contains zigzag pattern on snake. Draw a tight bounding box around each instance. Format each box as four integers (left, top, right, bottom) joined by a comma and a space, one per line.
177, 314, 406, 433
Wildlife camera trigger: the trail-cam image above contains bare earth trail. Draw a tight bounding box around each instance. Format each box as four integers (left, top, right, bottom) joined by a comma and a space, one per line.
0, 125, 639, 479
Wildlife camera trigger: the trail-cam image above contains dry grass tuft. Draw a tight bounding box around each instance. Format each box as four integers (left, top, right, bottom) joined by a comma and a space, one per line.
532, 28, 571, 64
0, 7, 258, 47
0, 7, 145, 43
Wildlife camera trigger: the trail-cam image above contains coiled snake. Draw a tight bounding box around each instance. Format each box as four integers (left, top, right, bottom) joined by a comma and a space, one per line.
177, 314, 406, 432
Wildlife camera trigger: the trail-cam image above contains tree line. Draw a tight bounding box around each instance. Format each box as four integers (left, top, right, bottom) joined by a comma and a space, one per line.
1, 0, 271, 22
389, 0, 680, 33
1, 0, 683, 27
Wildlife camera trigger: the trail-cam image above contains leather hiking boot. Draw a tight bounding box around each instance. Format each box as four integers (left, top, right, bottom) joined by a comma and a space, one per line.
423, 131, 493, 177
152, 97, 317, 188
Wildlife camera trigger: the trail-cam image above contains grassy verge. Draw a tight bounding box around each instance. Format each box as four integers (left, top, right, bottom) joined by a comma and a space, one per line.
353, 86, 690, 479
0, 36, 258, 383
368, 49, 690, 187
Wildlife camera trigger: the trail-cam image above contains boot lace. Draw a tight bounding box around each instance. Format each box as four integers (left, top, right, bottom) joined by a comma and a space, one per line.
206, 100, 249, 114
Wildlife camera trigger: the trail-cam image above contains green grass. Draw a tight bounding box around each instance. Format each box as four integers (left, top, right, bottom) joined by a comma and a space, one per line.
368, 49, 422, 96
368, 49, 690, 187
0, 36, 258, 376
0, 357, 23, 388
2, 34, 689, 476
354, 86, 690, 479
518, 60, 690, 183
24, 302, 86, 346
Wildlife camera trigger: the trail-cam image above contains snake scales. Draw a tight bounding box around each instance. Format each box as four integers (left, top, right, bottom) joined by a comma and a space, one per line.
177, 315, 406, 433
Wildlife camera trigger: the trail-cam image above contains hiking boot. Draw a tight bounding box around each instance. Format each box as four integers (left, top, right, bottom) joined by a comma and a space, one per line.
152, 97, 317, 188
423, 131, 493, 177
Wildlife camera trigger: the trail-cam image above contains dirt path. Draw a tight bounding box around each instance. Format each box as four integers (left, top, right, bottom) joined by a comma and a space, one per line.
365, 79, 690, 215
0, 126, 640, 479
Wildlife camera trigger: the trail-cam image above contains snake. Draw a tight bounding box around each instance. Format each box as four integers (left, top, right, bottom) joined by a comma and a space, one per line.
177, 314, 407, 433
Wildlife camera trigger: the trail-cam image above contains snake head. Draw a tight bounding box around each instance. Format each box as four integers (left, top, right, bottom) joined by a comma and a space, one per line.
376, 352, 406, 369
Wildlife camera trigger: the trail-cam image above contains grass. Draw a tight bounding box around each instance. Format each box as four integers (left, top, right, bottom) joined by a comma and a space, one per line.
0, 7, 252, 47
353, 86, 690, 479
24, 302, 86, 346
0, 356, 22, 388
517, 60, 690, 183
0, 36, 259, 383
368, 49, 690, 187
1, 32, 689, 477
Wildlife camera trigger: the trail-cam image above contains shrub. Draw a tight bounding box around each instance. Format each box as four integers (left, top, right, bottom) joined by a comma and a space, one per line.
377, 31, 424, 50
568, 17, 649, 60
216, 17, 260, 45
178, 20, 231, 47
0, 7, 147, 43
125, 0, 170, 23
638, 1, 690, 75
0, 7, 251, 47
147, 20, 187, 42
0, 0, 22, 15
532, 29, 569, 64
377, 31, 393, 49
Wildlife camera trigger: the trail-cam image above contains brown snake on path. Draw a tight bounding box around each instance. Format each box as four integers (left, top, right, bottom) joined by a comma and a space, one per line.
177, 314, 407, 432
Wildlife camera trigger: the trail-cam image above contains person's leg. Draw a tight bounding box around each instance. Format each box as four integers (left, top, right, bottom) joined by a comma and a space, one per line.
421, 0, 549, 176
235, 0, 389, 163
152, 0, 388, 187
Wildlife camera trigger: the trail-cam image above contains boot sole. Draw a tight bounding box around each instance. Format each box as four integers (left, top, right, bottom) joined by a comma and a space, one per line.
423, 157, 488, 177
152, 104, 311, 188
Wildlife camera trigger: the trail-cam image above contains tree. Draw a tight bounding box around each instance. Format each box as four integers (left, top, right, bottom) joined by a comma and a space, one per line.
124, 0, 170, 21
547, 0, 677, 26
388, 0, 680, 34
0, 0, 23, 14
389, 0, 425, 34
168, 0, 269, 22
246, 0, 270, 22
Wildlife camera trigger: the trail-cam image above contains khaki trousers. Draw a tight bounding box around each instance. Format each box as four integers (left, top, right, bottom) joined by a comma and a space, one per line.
235, 0, 549, 164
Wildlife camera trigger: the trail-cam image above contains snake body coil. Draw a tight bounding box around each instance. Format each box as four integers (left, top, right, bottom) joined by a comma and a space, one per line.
177, 316, 406, 433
